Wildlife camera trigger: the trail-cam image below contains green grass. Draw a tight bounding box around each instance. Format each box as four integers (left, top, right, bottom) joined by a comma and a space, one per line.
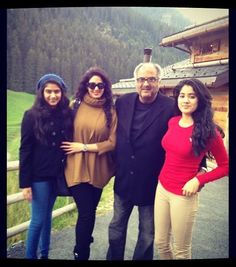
7, 90, 114, 247
7, 90, 35, 161
7, 90, 35, 125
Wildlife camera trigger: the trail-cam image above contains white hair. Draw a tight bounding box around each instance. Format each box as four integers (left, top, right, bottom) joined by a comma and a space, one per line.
133, 62, 163, 80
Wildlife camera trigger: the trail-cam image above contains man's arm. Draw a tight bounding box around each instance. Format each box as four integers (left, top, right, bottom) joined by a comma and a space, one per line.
199, 156, 208, 172
197, 156, 207, 191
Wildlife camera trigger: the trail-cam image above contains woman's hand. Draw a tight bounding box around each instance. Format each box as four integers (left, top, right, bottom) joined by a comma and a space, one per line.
195, 168, 207, 192
22, 187, 32, 202
182, 177, 200, 197
60, 141, 84, 154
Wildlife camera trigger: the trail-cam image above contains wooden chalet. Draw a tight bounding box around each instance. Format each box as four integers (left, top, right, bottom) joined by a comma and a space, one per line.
112, 15, 229, 149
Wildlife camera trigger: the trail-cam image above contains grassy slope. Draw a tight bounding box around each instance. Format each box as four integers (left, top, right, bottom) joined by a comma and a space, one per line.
7, 90, 35, 124
7, 90, 35, 161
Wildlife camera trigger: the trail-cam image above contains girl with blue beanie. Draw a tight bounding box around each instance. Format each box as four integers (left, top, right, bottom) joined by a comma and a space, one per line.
19, 74, 74, 259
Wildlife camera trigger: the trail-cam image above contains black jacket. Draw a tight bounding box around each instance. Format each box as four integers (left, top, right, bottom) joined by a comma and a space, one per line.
19, 110, 70, 188
114, 92, 175, 205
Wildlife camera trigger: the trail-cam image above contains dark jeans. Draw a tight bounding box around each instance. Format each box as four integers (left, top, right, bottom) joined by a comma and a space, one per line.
26, 180, 57, 259
106, 193, 154, 260
70, 183, 102, 260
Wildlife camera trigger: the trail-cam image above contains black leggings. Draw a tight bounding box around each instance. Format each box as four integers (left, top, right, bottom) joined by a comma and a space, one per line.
70, 183, 102, 260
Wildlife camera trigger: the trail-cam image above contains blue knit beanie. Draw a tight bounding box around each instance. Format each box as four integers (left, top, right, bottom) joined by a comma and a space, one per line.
36, 73, 68, 92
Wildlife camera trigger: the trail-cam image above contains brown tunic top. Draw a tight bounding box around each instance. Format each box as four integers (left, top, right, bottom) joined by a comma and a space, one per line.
65, 93, 117, 188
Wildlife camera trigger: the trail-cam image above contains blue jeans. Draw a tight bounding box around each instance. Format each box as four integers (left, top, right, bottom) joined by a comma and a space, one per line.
26, 180, 57, 259
106, 193, 154, 260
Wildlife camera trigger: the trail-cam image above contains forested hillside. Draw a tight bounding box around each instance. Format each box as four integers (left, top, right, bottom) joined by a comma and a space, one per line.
7, 7, 190, 95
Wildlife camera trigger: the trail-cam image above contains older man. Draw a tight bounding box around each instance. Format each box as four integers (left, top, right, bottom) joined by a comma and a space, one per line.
106, 62, 175, 260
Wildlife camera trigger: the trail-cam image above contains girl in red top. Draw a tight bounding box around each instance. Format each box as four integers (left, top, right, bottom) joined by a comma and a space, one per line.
154, 78, 229, 259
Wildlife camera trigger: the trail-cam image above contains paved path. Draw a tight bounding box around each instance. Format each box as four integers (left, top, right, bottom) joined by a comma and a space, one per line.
7, 177, 229, 260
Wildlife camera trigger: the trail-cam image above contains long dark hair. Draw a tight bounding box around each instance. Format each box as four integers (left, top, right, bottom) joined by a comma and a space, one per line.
75, 67, 114, 129
173, 78, 216, 156
30, 82, 73, 145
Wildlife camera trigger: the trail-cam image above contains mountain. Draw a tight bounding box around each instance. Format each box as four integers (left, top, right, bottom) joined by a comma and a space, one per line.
7, 7, 190, 95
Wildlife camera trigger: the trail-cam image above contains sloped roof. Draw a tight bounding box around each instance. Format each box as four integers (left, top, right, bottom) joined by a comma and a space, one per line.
161, 58, 228, 88
112, 58, 228, 94
160, 15, 228, 47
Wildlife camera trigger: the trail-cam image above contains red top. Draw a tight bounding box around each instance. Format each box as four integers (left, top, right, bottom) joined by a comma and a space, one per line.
159, 116, 229, 195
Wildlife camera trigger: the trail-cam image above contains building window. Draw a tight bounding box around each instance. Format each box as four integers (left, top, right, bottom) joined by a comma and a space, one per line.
196, 39, 221, 55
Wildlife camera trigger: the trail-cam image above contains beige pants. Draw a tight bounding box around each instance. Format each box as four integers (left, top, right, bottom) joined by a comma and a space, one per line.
154, 182, 198, 259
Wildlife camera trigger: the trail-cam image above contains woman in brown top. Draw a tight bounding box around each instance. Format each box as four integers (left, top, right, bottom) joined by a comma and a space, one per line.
61, 67, 117, 260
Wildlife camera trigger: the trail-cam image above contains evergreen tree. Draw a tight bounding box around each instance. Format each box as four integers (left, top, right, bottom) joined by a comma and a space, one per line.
7, 7, 188, 94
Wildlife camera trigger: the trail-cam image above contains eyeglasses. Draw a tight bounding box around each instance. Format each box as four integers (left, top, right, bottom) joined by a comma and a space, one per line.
86, 82, 105, 90
136, 77, 159, 84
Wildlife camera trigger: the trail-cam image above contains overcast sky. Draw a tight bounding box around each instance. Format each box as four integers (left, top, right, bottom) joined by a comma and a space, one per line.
176, 8, 228, 24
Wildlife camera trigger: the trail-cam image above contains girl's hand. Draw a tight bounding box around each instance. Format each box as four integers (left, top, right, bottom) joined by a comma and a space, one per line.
60, 141, 84, 154
22, 187, 32, 202
182, 177, 200, 197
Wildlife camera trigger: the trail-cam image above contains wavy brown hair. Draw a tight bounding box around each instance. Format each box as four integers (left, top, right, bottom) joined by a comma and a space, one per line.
75, 67, 114, 129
